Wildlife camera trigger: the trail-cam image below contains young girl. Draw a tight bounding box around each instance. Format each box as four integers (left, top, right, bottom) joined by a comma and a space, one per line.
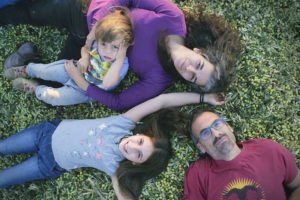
0, 92, 224, 199
4, 7, 134, 106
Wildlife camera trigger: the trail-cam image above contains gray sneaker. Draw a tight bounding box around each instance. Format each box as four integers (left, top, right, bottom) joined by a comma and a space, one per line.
12, 78, 39, 93
4, 42, 38, 69
5, 66, 27, 80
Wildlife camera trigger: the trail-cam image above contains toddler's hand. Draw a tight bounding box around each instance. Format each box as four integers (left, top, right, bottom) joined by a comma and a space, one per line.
115, 40, 128, 61
204, 93, 226, 106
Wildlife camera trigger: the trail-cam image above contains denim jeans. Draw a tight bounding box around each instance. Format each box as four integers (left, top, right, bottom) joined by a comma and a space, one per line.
26, 60, 95, 106
0, 121, 65, 188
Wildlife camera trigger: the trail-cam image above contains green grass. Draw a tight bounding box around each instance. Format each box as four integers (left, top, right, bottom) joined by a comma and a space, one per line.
0, 0, 299, 199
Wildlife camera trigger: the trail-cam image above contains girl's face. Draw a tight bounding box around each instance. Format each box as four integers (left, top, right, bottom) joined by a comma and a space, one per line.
97, 38, 123, 62
119, 134, 154, 164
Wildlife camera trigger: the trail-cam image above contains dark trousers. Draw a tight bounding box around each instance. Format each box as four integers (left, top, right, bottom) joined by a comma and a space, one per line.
0, 0, 89, 59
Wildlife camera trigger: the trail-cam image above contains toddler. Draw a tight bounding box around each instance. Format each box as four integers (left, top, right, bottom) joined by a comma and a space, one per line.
5, 8, 134, 106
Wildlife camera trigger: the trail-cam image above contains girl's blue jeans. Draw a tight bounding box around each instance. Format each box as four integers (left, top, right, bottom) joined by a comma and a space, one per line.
0, 121, 65, 188
26, 60, 95, 106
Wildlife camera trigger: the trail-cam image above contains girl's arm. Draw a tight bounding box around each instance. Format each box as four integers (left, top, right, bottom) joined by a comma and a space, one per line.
102, 41, 128, 89
111, 175, 133, 200
124, 93, 225, 123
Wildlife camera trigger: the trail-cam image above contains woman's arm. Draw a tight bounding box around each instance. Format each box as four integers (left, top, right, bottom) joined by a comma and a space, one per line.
124, 92, 225, 123
111, 175, 133, 200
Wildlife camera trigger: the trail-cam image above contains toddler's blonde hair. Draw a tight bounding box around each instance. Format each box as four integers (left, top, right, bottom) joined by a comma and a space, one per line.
95, 7, 134, 46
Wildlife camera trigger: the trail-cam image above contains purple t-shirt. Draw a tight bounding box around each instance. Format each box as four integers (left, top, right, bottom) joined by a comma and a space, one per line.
183, 139, 298, 200
86, 0, 186, 110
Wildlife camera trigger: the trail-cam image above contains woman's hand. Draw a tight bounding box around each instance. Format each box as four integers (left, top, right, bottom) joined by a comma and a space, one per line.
77, 57, 91, 74
64, 60, 89, 91
85, 25, 96, 50
204, 93, 226, 106
65, 60, 80, 78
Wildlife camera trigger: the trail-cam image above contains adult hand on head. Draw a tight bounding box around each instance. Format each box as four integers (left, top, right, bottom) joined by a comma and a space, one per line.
85, 26, 96, 50
204, 93, 226, 106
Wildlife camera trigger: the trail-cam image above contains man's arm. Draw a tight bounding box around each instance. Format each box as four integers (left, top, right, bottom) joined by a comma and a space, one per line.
287, 168, 300, 200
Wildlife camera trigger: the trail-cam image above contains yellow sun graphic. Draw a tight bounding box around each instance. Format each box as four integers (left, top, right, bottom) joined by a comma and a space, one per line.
222, 178, 265, 200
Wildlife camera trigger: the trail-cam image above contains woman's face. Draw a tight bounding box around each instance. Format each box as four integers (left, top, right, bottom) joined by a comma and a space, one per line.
173, 47, 215, 86
119, 134, 154, 164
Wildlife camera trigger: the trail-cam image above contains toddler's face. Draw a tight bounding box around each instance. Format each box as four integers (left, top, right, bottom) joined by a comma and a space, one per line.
97, 38, 123, 62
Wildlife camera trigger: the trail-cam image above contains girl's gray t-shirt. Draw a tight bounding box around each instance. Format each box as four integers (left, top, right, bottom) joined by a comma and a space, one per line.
51, 114, 135, 176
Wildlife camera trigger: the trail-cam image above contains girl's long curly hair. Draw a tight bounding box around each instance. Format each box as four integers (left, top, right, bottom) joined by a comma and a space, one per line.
158, 4, 241, 93
116, 108, 189, 199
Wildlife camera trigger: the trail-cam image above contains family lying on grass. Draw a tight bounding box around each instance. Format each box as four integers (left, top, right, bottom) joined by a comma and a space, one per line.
1, 0, 299, 199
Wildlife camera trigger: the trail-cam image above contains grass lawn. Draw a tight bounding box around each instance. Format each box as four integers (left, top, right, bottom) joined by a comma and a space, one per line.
0, 0, 299, 199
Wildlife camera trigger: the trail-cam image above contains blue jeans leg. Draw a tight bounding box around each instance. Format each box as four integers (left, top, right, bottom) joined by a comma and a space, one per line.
0, 121, 61, 188
0, 122, 50, 155
0, 155, 45, 188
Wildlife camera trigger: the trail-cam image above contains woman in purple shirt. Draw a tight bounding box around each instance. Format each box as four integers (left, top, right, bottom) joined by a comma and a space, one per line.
1, 0, 241, 110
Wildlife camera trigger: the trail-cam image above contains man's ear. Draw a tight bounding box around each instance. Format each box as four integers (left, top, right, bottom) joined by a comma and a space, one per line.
193, 48, 202, 54
196, 142, 206, 154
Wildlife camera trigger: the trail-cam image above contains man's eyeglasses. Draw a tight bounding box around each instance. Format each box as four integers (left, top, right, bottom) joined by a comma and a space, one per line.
197, 118, 225, 141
